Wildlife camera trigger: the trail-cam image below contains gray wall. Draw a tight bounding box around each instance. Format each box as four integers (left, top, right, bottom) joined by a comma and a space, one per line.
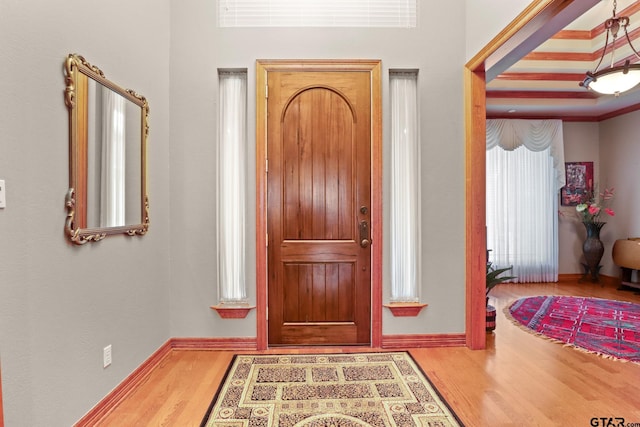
559, 117, 640, 278
0, 0, 542, 424
599, 111, 640, 276
559, 122, 601, 274
0, 0, 171, 425
465, 0, 532, 60
168, 0, 468, 339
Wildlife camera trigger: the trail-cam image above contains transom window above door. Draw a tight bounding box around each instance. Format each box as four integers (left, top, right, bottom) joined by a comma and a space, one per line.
217, 0, 417, 28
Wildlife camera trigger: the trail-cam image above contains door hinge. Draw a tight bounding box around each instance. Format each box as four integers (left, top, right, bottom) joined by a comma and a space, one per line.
265, 158, 268, 173
265, 84, 268, 99
266, 233, 269, 247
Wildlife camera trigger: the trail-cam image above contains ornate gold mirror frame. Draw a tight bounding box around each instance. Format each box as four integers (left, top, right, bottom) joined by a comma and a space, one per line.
64, 54, 149, 244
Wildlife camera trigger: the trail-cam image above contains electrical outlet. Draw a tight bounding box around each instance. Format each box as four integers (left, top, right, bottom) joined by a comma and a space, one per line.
103, 345, 112, 368
0, 179, 6, 208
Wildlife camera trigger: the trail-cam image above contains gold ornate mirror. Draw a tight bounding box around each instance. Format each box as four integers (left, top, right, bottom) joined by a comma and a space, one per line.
64, 54, 149, 244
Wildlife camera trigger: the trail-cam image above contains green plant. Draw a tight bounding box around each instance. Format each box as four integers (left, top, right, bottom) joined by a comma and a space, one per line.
486, 261, 516, 297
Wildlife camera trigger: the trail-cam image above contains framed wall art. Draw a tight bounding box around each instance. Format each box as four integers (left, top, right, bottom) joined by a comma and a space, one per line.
561, 161, 593, 206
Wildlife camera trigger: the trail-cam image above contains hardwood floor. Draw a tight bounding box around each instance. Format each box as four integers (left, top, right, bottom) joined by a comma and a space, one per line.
95, 280, 640, 426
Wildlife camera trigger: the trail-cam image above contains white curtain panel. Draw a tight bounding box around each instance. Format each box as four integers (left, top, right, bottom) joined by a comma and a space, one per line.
390, 72, 420, 301
486, 119, 564, 283
217, 72, 247, 302
100, 87, 126, 228
486, 119, 565, 190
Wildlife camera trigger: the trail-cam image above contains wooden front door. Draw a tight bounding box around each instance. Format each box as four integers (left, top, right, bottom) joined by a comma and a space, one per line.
265, 64, 373, 346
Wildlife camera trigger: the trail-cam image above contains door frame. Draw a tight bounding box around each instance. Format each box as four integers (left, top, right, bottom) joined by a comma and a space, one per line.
465, 0, 597, 349
256, 59, 382, 350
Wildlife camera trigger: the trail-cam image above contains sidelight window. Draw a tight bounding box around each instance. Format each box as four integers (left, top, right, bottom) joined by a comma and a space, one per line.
217, 70, 248, 303
389, 70, 420, 302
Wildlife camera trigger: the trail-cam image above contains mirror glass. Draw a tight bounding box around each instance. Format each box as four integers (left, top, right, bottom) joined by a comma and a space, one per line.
64, 54, 149, 244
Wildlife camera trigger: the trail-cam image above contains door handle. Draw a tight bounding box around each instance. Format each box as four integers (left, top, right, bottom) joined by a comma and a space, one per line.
359, 220, 370, 248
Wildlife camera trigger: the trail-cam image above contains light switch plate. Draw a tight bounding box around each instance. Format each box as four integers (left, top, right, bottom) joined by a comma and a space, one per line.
103, 345, 112, 368
0, 180, 5, 208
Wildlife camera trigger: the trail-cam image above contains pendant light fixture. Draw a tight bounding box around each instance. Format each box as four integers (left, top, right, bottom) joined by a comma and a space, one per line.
580, 0, 640, 96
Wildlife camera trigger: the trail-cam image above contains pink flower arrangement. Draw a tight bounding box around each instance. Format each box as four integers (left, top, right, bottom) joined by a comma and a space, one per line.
576, 187, 615, 224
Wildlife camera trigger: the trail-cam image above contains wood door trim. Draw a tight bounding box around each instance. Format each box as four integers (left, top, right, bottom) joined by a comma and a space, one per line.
465, 0, 595, 349
256, 59, 382, 350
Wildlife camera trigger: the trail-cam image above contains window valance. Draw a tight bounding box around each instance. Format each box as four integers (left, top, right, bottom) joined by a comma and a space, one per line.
486, 119, 565, 191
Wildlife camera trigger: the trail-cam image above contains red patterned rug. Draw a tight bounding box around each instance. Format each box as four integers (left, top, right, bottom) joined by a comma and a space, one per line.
506, 296, 640, 363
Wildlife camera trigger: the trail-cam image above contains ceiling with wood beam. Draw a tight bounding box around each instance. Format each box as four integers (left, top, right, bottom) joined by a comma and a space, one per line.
487, 0, 640, 121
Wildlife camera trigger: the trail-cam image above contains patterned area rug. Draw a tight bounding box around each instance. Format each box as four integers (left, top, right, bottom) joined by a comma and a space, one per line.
200, 352, 462, 427
506, 295, 640, 363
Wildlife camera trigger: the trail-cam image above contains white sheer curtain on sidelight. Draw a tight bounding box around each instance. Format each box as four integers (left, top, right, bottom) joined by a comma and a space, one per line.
100, 87, 126, 228
217, 71, 247, 302
390, 71, 420, 301
486, 119, 565, 283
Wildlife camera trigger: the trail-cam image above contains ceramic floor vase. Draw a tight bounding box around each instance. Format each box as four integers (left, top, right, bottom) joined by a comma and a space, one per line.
582, 221, 606, 282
